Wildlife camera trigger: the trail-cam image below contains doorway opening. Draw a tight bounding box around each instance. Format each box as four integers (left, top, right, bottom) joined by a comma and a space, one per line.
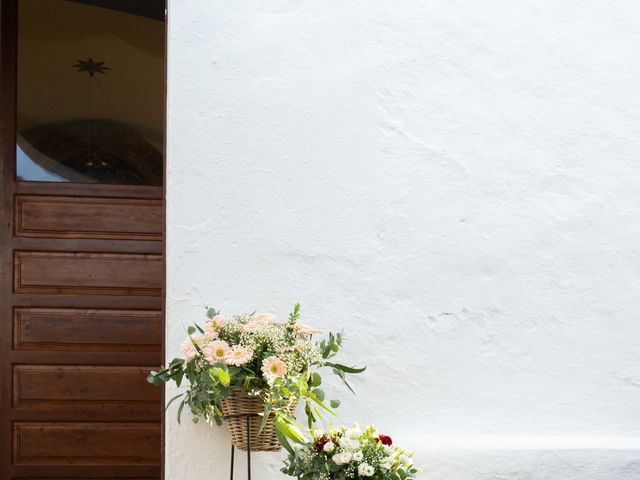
0, 1, 166, 478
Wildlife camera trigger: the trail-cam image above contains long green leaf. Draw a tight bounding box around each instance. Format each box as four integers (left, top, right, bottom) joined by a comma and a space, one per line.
325, 362, 366, 373
333, 369, 356, 394
258, 402, 272, 434
304, 402, 316, 429
275, 423, 295, 455
177, 400, 185, 424
274, 416, 306, 443
308, 392, 336, 416
165, 393, 184, 411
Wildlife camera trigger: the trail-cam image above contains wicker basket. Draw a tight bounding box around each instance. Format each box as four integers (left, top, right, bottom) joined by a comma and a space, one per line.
220, 387, 296, 452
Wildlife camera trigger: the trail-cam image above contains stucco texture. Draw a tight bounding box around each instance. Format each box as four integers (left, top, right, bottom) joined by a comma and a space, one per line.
166, 1, 640, 478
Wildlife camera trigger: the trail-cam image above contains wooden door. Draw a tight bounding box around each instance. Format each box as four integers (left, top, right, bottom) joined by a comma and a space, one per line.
0, 2, 165, 478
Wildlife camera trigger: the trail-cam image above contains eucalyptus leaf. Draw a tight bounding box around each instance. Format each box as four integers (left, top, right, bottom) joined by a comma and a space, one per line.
312, 388, 325, 401
310, 372, 322, 387
175, 370, 184, 387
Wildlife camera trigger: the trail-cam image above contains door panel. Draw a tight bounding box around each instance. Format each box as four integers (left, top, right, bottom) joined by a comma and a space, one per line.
13, 422, 161, 465
13, 365, 160, 406
13, 307, 162, 352
14, 251, 163, 295
1, 1, 166, 478
15, 195, 163, 240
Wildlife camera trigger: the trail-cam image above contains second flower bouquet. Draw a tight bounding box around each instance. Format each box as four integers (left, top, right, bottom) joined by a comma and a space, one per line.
282, 424, 419, 480
148, 304, 365, 450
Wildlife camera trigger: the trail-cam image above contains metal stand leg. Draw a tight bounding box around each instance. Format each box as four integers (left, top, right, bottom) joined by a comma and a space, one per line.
246, 415, 252, 480
227, 414, 257, 480
228, 414, 253, 480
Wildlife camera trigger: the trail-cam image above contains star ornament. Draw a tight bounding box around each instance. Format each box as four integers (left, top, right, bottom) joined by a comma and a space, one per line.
72, 57, 110, 76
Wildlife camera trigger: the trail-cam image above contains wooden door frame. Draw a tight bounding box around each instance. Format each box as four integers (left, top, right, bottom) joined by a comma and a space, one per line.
0, 1, 167, 477
1, 3, 18, 477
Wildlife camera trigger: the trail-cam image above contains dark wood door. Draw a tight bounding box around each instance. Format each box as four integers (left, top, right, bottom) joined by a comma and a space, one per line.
0, 2, 165, 478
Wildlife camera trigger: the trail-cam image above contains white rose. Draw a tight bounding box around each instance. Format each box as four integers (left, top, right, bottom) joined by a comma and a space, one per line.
399, 454, 411, 465
333, 452, 352, 465
358, 463, 375, 477
380, 462, 392, 471
338, 435, 353, 447
323, 442, 335, 453
353, 451, 363, 462
339, 438, 356, 450
313, 429, 325, 439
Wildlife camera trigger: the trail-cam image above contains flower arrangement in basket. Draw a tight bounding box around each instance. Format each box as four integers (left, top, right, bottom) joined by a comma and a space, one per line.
282, 424, 419, 480
148, 304, 365, 451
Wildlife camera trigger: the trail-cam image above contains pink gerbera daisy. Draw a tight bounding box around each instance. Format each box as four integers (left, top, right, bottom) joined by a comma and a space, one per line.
203, 322, 219, 341
242, 321, 262, 333
252, 312, 277, 322
261, 355, 287, 379
204, 315, 226, 340
181, 338, 198, 360
181, 334, 206, 360
295, 323, 322, 336
204, 340, 230, 364
211, 314, 226, 329
225, 346, 253, 366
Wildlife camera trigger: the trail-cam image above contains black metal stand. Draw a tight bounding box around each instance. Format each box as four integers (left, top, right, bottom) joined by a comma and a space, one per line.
227, 414, 255, 480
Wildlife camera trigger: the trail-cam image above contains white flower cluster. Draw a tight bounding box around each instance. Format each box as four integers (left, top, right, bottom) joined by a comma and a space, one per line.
181, 315, 254, 368
312, 425, 375, 476
288, 424, 417, 480
278, 341, 324, 373
358, 463, 375, 477
181, 311, 324, 381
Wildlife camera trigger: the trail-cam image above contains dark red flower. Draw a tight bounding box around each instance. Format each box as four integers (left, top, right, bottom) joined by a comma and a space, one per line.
315, 436, 331, 452
377, 434, 393, 446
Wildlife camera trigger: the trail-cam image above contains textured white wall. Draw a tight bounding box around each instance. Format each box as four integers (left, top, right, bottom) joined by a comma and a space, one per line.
166, 1, 640, 479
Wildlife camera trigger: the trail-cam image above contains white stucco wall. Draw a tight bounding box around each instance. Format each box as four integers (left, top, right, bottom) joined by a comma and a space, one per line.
166, 1, 640, 479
